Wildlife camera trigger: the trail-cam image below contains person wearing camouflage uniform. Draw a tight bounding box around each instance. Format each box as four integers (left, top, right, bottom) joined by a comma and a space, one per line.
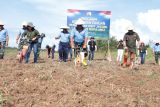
123, 26, 140, 68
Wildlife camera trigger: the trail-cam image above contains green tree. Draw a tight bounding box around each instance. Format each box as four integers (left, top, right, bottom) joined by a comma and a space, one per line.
96, 36, 118, 51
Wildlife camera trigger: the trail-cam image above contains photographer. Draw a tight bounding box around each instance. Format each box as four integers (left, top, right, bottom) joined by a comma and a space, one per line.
22, 22, 40, 63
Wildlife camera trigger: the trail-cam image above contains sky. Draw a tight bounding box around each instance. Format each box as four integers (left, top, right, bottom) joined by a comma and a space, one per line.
0, 0, 160, 48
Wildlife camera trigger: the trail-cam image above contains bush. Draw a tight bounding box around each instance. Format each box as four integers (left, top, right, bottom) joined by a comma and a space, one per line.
96, 36, 118, 51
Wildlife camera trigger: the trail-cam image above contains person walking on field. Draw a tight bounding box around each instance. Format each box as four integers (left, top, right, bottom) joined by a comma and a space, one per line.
138, 42, 147, 64
88, 37, 97, 61
70, 18, 88, 56
153, 41, 160, 65
55, 26, 70, 62
123, 25, 140, 68
22, 22, 40, 63
0, 20, 9, 59
116, 39, 124, 65
70, 18, 88, 65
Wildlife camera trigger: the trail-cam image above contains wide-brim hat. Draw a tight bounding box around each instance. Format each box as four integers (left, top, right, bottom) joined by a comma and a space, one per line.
0, 21, 4, 26
75, 18, 85, 25
127, 25, 134, 30
27, 22, 35, 28
60, 26, 70, 29
22, 21, 28, 26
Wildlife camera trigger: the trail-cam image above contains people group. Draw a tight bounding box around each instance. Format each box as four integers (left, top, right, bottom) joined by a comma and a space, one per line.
0, 19, 160, 67
116, 25, 160, 68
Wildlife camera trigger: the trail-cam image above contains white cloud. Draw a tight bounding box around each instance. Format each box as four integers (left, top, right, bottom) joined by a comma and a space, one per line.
110, 18, 151, 43
110, 18, 133, 40
137, 9, 160, 34
18, 0, 109, 48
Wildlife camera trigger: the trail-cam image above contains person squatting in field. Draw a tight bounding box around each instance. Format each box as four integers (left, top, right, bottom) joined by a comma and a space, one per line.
55, 26, 70, 62
0, 20, 9, 59
22, 22, 40, 63
123, 25, 140, 68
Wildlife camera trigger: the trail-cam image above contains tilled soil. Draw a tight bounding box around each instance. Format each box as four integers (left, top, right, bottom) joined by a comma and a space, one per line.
0, 57, 160, 107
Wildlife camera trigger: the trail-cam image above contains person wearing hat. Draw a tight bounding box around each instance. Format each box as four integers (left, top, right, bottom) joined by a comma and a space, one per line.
70, 18, 88, 57
153, 41, 160, 65
123, 25, 140, 68
55, 26, 70, 62
22, 22, 40, 63
16, 21, 28, 53
88, 36, 97, 61
116, 39, 124, 65
138, 42, 148, 64
0, 21, 9, 59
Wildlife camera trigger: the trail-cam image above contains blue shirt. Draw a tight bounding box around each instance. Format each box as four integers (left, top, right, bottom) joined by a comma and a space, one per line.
71, 28, 88, 43
153, 44, 160, 52
0, 29, 8, 42
59, 32, 70, 43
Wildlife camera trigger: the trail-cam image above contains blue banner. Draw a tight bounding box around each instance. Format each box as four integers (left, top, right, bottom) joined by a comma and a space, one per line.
67, 9, 111, 39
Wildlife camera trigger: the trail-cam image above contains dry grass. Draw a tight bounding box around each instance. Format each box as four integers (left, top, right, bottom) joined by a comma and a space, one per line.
0, 49, 160, 107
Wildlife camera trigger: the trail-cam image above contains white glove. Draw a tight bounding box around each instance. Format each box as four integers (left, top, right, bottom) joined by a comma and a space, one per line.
137, 50, 140, 56
95, 46, 97, 51
146, 51, 148, 55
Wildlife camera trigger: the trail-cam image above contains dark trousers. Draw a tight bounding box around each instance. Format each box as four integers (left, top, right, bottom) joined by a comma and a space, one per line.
68, 48, 72, 60
74, 42, 83, 57
52, 50, 55, 59
58, 42, 69, 62
25, 42, 38, 63
140, 52, 146, 64
88, 50, 95, 60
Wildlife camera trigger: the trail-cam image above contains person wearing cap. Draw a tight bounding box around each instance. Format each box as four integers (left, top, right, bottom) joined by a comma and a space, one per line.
22, 22, 40, 63
153, 41, 160, 65
70, 18, 88, 57
0, 21, 9, 59
16, 21, 28, 52
138, 42, 148, 64
116, 39, 124, 65
123, 25, 140, 68
88, 36, 97, 61
55, 26, 70, 62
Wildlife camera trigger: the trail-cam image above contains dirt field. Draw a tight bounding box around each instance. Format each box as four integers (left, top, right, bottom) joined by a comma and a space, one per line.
0, 49, 160, 107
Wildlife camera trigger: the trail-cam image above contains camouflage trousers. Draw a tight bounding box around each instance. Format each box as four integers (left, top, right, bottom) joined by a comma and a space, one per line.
154, 52, 160, 64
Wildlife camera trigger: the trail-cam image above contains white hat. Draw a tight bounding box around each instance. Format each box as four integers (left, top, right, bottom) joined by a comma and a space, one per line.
75, 18, 85, 25
127, 25, 134, 30
0, 21, 4, 25
27, 22, 34, 27
22, 21, 28, 26
60, 26, 70, 29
